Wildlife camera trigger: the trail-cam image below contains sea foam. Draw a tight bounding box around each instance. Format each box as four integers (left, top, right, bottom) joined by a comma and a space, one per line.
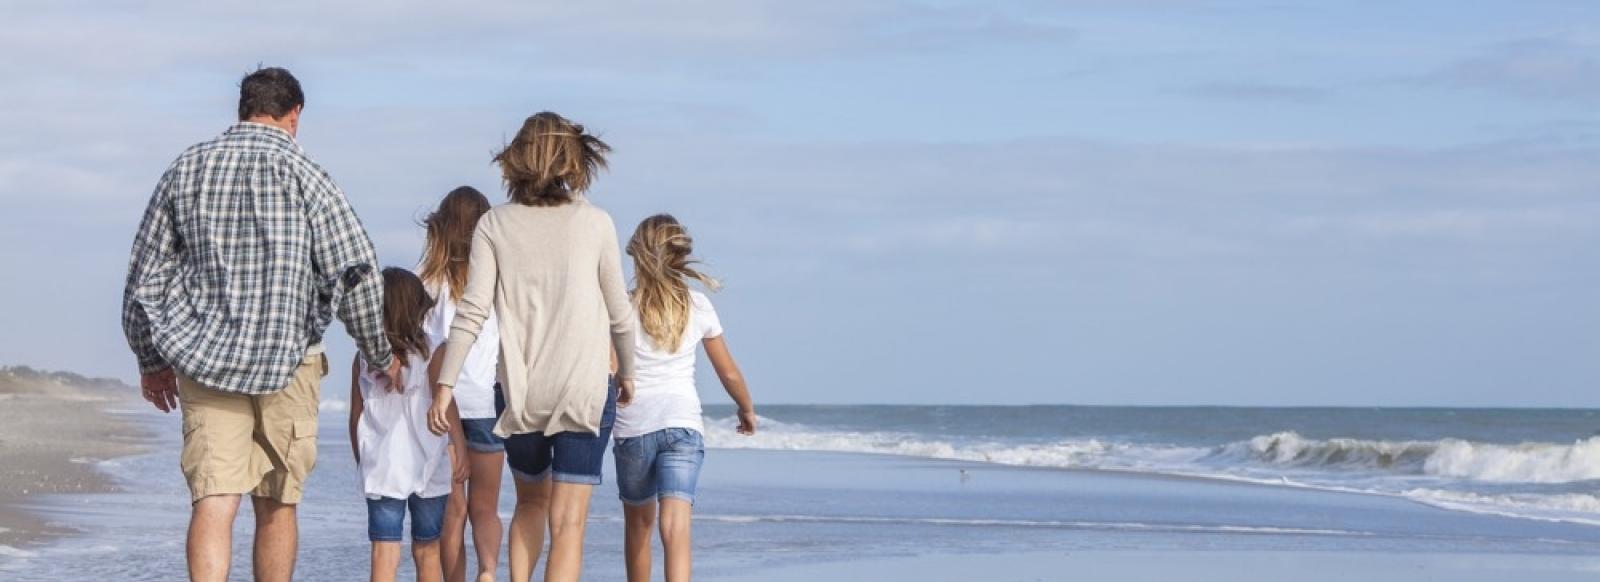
702, 416, 1600, 526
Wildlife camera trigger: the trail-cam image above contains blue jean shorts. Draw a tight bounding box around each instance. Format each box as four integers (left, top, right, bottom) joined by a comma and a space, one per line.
366, 494, 448, 542
460, 417, 504, 453
613, 428, 705, 506
497, 379, 617, 485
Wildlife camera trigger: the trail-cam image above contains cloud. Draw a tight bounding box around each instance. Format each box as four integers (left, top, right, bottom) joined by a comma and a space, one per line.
1281, 206, 1600, 240
0, 0, 1075, 82
1429, 38, 1600, 102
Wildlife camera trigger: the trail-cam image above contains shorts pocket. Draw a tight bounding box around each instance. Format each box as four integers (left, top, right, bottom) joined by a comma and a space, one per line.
181, 414, 205, 437
179, 414, 207, 475
613, 436, 642, 459
666, 428, 703, 451
287, 419, 319, 480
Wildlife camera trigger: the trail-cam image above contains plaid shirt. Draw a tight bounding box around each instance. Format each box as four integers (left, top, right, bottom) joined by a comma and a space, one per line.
122, 122, 393, 394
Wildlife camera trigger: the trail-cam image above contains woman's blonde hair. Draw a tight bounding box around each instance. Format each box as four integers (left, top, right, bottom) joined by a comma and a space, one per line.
493, 111, 610, 207
627, 214, 720, 351
418, 186, 491, 301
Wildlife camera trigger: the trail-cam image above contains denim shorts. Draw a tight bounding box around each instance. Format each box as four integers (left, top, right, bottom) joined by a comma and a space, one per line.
366, 494, 448, 542
497, 379, 617, 485
613, 428, 705, 506
460, 417, 504, 453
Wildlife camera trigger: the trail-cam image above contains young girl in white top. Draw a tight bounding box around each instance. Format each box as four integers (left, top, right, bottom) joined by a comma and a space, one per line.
417, 186, 505, 582
613, 214, 757, 582
349, 268, 468, 582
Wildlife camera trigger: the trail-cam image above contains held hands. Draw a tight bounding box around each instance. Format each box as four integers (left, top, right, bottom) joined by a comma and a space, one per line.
381, 357, 406, 393
736, 407, 758, 435
427, 384, 455, 436
140, 368, 179, 413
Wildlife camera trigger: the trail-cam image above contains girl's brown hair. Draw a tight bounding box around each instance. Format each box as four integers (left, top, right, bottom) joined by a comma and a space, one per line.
418, 186, 491, 301
627, 214, 720, 351
381, 267, 435, 362
493, 111, 610, 207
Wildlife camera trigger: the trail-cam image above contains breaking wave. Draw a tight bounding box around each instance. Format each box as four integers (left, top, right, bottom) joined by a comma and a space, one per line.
702, 416, 1600, 525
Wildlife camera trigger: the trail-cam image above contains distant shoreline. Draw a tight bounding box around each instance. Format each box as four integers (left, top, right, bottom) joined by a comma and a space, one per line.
0, 367, 152, 549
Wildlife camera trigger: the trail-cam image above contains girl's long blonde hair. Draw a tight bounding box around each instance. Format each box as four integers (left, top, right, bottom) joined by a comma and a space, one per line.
418, 186, 491, 301
627, 214, 720, 351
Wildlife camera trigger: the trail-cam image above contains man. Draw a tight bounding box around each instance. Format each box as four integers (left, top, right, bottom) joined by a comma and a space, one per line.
122, 67, 401, 582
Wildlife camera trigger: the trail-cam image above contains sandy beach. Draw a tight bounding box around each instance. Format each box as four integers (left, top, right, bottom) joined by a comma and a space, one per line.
0, 367, 148, 548
10, 429, 1600, 580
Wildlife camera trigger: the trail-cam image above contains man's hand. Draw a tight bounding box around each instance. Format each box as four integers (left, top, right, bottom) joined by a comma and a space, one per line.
616, 377, 635, 408
380, 356, 405, 393
736, 407, 758, 435
141, 368, 179, 413
427, 384, 455, 436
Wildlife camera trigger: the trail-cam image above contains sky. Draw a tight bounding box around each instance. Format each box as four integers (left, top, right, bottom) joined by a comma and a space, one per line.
1, 0, 1596, 406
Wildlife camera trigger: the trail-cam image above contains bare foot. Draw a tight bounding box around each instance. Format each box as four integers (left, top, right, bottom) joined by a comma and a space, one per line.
476, 572, 495, 582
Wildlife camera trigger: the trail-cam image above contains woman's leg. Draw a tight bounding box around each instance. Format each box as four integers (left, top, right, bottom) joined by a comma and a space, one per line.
543, 481, 594, 582
440, 480, 469, 582
657, 499, 692, 582
507, 476, 551, 582
468, 450, 507, 581
622, 502, 656, 582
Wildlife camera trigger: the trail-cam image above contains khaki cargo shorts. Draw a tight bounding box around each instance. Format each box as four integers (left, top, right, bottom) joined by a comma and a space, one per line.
177, 352, 327, 505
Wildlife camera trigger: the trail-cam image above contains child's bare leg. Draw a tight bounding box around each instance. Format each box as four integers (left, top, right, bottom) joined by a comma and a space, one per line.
658, 499, 693, 582
371, 542, 402, 582
622, 502, 656, 582
441, 481, 469, 582
413, 540, 443, 582
469, 451, 507, 581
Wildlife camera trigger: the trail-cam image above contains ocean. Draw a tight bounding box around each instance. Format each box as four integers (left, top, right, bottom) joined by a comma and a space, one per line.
705, 405, 1600, 526
7, 404, 1600, 580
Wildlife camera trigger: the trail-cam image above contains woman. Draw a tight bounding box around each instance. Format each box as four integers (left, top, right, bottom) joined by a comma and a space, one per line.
418, 186, 505, 582
429, 112, 636, 582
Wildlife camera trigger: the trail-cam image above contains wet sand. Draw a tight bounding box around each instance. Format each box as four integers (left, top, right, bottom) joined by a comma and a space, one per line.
0, 367, 149, 548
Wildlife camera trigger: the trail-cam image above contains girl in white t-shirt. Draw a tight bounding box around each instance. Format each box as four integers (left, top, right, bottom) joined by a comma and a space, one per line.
613, 214, 756, 582
417, 186, 506, 582
349, 268, 468, 582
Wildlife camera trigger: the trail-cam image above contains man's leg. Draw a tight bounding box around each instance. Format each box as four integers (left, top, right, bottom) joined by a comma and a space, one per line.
252, 496, 299, 582
177, 374, 264, 582
188, 494, 242, 582
249, 353, 325, 582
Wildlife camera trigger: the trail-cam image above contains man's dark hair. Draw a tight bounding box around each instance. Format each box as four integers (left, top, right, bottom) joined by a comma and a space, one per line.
237, 67, 304, 121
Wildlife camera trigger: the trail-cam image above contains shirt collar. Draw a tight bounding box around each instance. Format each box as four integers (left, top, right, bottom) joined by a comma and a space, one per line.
227, 121, 297, 145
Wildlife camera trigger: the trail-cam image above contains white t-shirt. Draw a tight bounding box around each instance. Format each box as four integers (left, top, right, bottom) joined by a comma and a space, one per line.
614, 290, 723, 439
423, 279, 501, 419
356, 346, 452, 500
